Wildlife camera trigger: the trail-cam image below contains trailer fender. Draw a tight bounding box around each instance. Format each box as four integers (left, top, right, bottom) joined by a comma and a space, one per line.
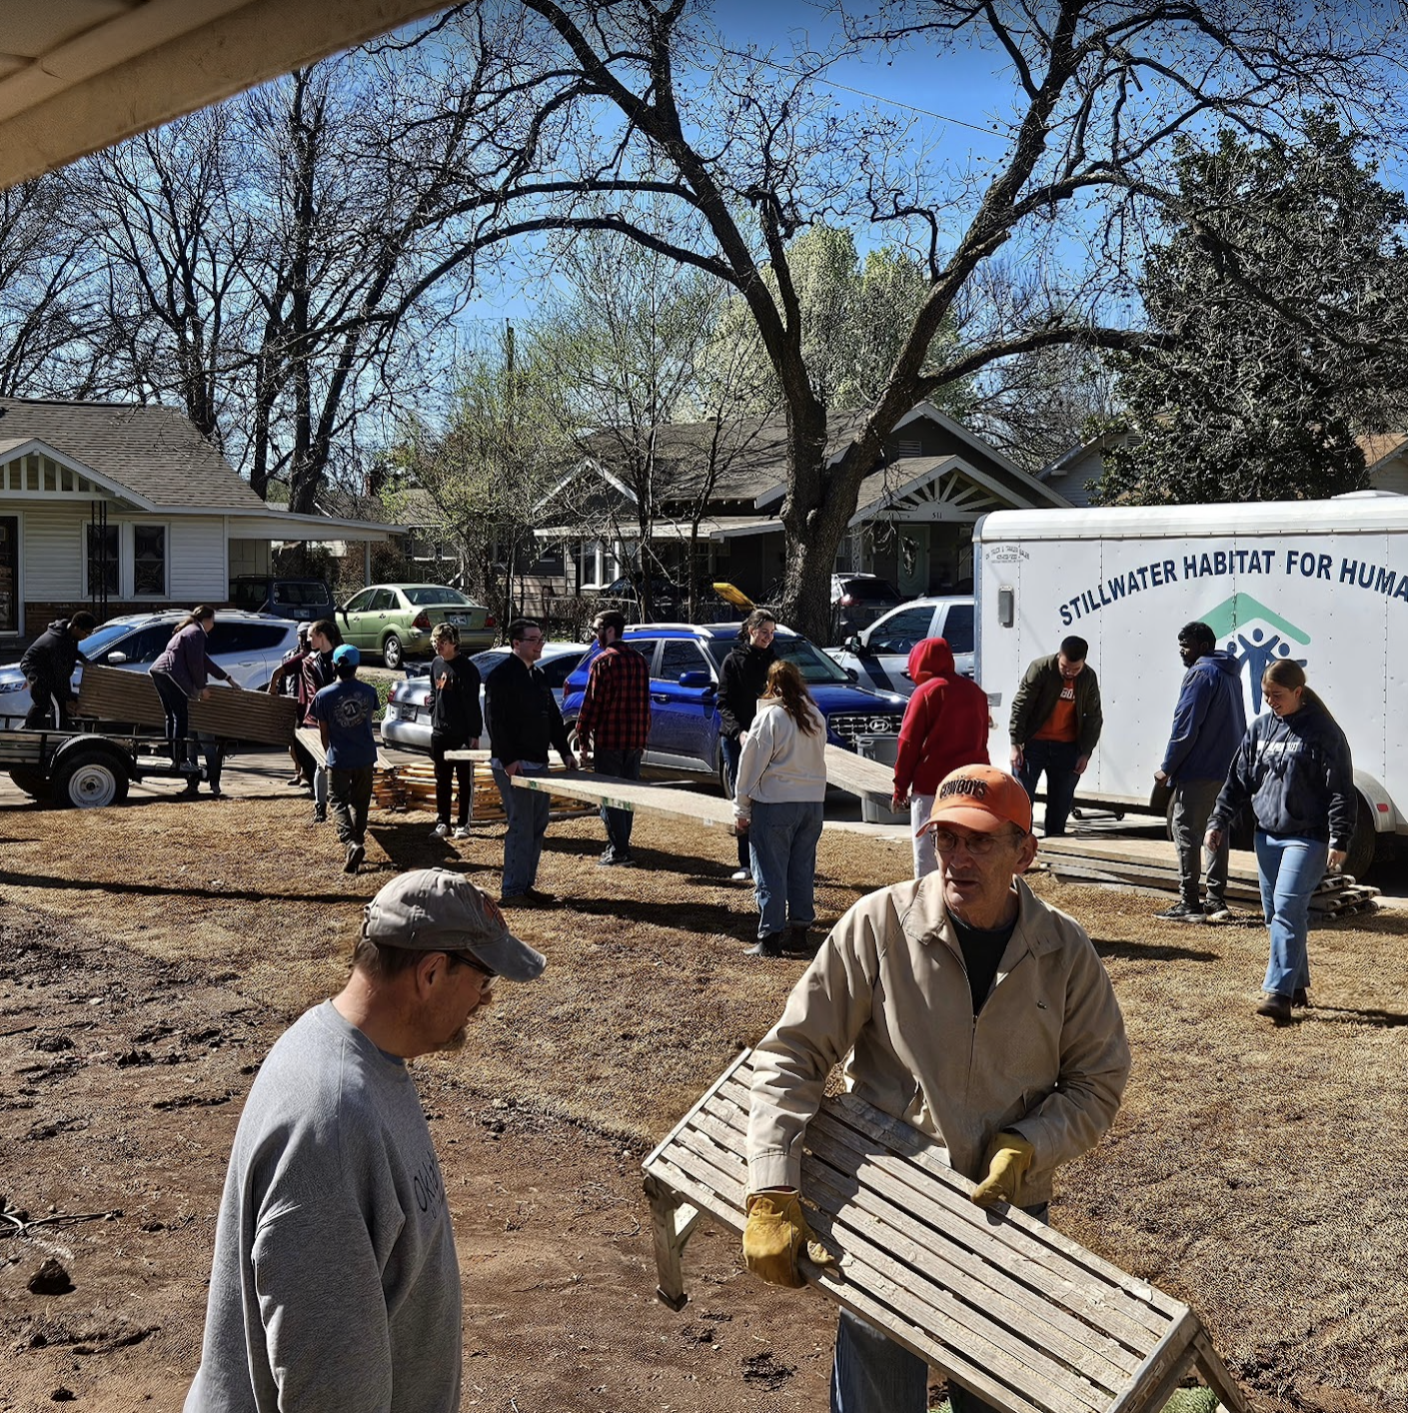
1352, 769, 1397, 833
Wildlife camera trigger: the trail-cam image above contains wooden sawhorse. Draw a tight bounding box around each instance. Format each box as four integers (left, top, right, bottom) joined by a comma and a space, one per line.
643, 1051, 1251, 1413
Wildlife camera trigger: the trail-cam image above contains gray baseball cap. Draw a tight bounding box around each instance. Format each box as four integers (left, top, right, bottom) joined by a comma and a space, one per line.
362, 869, 546, 981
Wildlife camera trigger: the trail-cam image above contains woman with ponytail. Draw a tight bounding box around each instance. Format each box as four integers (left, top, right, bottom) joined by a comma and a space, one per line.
733, 659, 828, 959
1206, 659, 1354, 1024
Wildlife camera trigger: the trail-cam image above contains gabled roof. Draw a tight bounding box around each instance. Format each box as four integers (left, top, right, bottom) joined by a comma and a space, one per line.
1358, 432, 1408, 472
0, 397, 265, 510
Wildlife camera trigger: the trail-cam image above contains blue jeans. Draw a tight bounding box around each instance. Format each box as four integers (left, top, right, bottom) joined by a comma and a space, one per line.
594, 746, 642, 858
831, 1203, 1049, 1413
492, 760, 550, 898
1255, 830, 1326, 997
748, 798, 824, 938
721, 734, 751, 869
1016, 739, 1079, 837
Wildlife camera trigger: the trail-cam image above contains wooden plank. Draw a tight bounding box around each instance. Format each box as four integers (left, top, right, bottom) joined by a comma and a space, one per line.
298, 725, 393, 772
824, 741, 895, 799
75, 664, 297, 747
511, 769, 740, 828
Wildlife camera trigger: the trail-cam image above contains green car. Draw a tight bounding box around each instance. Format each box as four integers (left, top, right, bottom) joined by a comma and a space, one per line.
335, 583, 496, 667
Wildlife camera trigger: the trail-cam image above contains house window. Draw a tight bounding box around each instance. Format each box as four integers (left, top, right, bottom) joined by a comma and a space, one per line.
86, 524, 119, 596
133, 524, 167, 596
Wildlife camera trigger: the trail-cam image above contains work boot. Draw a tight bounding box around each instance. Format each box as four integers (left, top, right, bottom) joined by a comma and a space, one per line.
744, 933, 786, 959
1292, 987, 1309, 1008
785, 925, 816, 955
1255, 991, 1293, 1024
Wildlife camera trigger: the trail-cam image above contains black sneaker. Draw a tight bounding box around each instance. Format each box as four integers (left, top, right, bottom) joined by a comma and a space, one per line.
343, 842, 365, 875
312, 805, 327, 824
744, 933, 786, 959
1154, 902, 1204, 923
1204, 901, 1233, 923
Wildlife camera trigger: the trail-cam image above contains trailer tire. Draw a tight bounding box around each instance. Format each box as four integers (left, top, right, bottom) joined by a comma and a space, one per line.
51, 747, 130, 809
8, 767, 50, 800
1343, 793, 1377, 882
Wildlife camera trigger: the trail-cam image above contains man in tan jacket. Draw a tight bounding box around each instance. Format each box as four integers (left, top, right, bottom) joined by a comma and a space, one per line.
744, 764, 1130, 1413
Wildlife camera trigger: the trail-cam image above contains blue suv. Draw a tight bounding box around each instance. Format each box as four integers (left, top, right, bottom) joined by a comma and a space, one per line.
562, 622, 907, 789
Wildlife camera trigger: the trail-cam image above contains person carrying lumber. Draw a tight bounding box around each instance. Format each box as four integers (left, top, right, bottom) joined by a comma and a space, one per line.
428, 621, 483, 840
19, 610, 95, 729
1008, 635, 1102, 838
1152, 621, 1247, 924
267, 621, 314, 791
576, 609, 651, 867
744, 763, 1130, 1413
309, 644, 379, 875
148, 605, 242, 790
301, 618, 343, 823
485, 618, 576, 906
891, 636, 991, 878
183, 868, 546, 1413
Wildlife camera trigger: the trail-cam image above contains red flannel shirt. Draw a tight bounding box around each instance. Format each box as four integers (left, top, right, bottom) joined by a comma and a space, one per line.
576, 642, 651, 751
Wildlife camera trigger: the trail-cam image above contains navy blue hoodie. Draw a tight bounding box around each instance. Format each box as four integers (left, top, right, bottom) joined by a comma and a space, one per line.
1210, 700, 1354, 850
1159, 650, 1246, 784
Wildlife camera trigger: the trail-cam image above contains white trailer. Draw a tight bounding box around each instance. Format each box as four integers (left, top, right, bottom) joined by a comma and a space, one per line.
974, 496, 1408, 877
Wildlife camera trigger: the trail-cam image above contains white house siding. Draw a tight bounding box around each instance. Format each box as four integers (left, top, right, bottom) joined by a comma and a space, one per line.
20, 504, 83, 599
1368, 456, 1408, 496
169, 517, 229, 601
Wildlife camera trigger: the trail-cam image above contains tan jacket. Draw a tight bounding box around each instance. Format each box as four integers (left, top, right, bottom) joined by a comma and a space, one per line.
747, 874, 1130, 1203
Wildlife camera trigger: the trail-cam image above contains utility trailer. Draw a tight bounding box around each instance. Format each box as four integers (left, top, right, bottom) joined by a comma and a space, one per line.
974, 495, 1408, 879
0, 725, 198, 808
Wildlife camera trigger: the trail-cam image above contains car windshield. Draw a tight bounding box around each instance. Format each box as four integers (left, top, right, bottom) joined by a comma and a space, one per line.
403, 586, 472, 607
705, 633, 850, 684
80, 622, 155, 657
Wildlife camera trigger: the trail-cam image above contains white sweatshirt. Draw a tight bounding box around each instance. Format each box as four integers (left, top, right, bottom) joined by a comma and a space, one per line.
734, 697, 828, 808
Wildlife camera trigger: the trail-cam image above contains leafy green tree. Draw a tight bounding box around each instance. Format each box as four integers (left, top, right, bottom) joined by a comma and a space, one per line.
389, 332, 573, 624
1098, 119, 1408, 505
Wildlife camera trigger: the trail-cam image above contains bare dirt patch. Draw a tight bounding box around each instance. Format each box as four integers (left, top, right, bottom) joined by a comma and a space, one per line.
2, 784, 1405, 1412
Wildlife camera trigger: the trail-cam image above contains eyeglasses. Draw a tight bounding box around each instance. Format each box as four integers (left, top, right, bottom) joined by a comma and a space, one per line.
929, 828, 1023, 856
446, 951, 496, 980
517, 634, 544, 644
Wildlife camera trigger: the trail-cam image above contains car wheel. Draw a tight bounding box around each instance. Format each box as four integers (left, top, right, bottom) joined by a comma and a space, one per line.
1343, 792, 1377, 881
381, 634, 405, 670
51, 747, 130, 809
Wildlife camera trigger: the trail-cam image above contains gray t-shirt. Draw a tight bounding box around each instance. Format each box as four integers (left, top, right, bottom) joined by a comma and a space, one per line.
185, 1001, 461, 1413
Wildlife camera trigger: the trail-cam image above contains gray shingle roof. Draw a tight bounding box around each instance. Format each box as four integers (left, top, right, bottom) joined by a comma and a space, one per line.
0, 398, 265, 510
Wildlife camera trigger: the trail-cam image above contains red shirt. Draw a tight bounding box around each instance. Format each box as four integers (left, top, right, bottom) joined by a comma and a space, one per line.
576, 642, 651, 751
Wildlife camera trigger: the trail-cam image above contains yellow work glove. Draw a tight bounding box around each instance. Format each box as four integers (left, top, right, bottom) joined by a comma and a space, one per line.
741, 1190, 837, 1288
971, 1131, 1035, 1209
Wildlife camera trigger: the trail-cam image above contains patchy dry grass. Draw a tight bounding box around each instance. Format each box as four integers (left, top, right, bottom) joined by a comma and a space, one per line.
1, 791, 1404, 1412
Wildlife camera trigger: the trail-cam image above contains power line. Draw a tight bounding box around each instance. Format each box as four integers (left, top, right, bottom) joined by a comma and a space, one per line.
708, 42, 1005, 139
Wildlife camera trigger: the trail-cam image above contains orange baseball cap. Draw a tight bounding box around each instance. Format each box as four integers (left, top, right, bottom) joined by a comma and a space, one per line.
918, 764, 1033, 837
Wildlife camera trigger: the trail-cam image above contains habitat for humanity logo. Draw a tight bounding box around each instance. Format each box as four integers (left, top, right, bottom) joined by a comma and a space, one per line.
1201, 593, 1309, 713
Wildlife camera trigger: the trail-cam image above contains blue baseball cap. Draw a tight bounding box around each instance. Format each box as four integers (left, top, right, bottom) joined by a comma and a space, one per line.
332, 643, 360, 667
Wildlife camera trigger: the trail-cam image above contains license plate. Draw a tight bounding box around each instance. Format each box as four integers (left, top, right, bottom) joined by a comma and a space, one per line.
447, 613, 470, 626
399, 705, 418, 721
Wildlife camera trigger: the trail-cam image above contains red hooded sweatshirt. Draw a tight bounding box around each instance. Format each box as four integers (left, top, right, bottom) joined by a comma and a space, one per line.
893, 637, 991, 797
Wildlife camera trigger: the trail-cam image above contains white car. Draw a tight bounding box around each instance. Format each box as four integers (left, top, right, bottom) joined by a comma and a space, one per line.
0, 610, 302, 727
379, 643, 588, 754
827, 595, 975, 697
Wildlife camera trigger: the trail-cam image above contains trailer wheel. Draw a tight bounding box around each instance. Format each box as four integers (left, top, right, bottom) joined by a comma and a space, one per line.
1343, 793, 1377, 882
7, 767, 50, 800
51, 747, 130, 809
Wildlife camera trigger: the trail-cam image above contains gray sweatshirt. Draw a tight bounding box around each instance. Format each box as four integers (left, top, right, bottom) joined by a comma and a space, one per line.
185, 1001, 462, 1413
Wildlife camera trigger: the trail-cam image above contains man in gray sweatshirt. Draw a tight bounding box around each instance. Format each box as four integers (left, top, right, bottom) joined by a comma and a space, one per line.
184, 870, 546, 1413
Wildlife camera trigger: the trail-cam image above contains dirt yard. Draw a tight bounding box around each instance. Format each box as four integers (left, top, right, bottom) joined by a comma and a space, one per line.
2, 774, 1405, 1413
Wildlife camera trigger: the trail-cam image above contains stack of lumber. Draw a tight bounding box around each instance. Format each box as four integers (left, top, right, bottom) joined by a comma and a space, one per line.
75, 665, 297, 747
374, 757, 594, 821
1038, 835, 1378, 920
643, 1050, 1250, 1413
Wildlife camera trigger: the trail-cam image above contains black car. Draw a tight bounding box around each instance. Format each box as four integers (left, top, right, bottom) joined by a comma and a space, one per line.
230, 575, 335, 622
594, 575, 692, 622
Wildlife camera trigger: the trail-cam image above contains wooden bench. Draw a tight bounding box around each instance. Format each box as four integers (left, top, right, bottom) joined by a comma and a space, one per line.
642, 1051, 1249, 1413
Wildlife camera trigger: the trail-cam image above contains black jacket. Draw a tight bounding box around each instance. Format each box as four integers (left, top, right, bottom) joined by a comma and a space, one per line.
718, 640, 776, 741
485, 653, 570, 768
430, 654, 483, 742
20, 619, 89, 694
1210, 701, 1355, 850
1009, 653, 1102, 758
